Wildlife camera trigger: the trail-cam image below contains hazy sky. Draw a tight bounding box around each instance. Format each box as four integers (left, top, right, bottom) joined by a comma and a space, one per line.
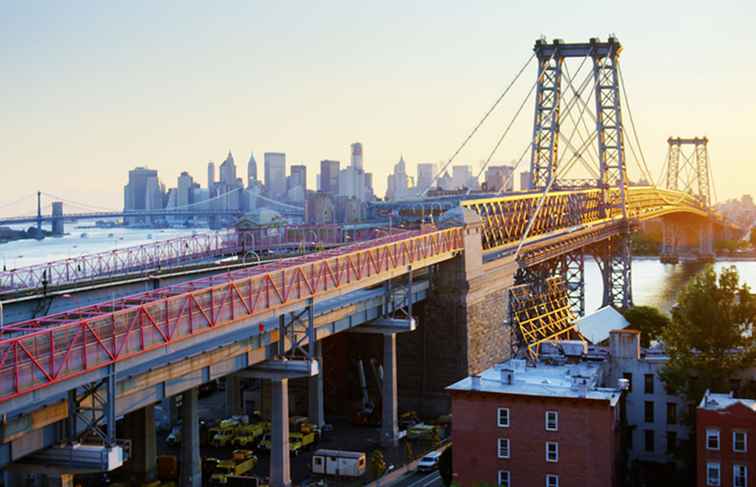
1, 1, 755, 215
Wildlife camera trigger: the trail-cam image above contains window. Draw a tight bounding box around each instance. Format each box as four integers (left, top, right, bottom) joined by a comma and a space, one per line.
644, 374, 654, 394
733, 465, 747, 487
623, 372, 633, 392
706, 429, 720, 450
666, 431, 677, 453
706, 462, 720, 486
497, 438, 510, 459
546, 442, 559, 463
497, 408, 510, 428
733, 431, 748, 453
546, 474, 559, 487
545, 411, 558, 432
666, 402, 677, 425
644, 430, 655, 452
644, 401, 654, 422
497, 470, 510, 487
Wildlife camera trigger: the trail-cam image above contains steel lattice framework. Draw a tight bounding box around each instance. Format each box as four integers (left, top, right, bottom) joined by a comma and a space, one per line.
664, 137, 711, 207
509, 276, 583, 360
0, 228, 462, 403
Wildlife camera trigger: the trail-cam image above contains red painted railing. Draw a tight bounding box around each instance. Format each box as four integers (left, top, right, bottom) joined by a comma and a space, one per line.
0, 227, 463, 403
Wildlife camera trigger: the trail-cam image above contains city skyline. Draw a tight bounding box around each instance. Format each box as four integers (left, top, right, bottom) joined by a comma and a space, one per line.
2, 1, 755, 215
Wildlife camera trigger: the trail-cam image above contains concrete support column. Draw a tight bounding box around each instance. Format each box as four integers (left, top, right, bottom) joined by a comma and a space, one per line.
180, 388, 202, 487
382, 333, 399, 447
122, 404, 157, 483
270, 378, 291, 487
169, 396, 179, 425
308, 341, 325, 428
699, 221, 714, 256
225, 374, 243, 417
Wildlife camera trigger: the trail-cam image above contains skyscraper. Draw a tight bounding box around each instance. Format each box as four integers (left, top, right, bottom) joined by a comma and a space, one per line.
247, 152, 258, 187
484, 165, 514, 193
386, 155, 410, 200
452, 165, 474, 190
220, 151, 236, 185
177, 171, 194, 207
417, 163, 437, 193
264, 152, 287, 200
287, 164, 307, 203
350, 142, 363, 171
207, 161, 216, 191
123, 166, 161, 225
320, 160, 340, 195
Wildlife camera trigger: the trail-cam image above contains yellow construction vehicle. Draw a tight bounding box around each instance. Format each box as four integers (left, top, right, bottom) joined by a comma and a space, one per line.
209, 450, 257, 486
231, 422, 268, 448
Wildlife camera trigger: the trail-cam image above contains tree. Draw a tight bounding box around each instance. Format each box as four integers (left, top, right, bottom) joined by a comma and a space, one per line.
369, 449, 386, 479
621, 306, 671, 348
660, 266, 756, 403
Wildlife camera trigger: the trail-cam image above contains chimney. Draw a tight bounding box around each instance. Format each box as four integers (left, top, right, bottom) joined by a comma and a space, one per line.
500, 368, 514, 385
470, 374, 481, 390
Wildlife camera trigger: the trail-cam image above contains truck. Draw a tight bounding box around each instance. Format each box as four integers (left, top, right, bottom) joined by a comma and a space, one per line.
209, 450, 257, 486
311, 449, 366, 477
231, 422, 268, 448
289, 431, 316, 454
210, 430, 236, 448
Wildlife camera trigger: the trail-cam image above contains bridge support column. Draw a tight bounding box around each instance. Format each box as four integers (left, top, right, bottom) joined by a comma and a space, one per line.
271, 378, 291, 487
51, 202, 64, 236
225, 373, 243, 417
121, 404, 157, 483
382, 332, 399, 447
240, 360, 318, 487
699, 221, 714, 258
661, 220, 679, 263
598, 233, 633, 309
308, 341, 325, 429
180, 388, 201, 487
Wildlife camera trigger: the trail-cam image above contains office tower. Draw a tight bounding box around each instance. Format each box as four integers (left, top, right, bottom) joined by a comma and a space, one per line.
320, 159, 340, 195
365, 173, 374, 200
520, 171, 532, 191
452, 165, 474, 190
484, 165, 514, 193
386, 155, 410, 201
350, 142, 363, 170
339, 166, 366, 201
287, 164, 307, 203
124, 166, 162, 224
207, 162, 216, 190
220, 151, 236, 185
264, 152, 287, 200
176, 171, 194, 208
417, 163, 437, 193
247, 152, 258, 187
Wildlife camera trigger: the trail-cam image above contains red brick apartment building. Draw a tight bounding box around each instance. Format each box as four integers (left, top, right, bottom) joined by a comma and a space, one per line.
697, 391, 756, 487
447, 350, 623, 487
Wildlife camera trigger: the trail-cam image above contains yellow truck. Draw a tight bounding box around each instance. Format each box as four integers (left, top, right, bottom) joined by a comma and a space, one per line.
289, 431, 316, 455
209, 450, 257, 486
210, 430, 236, 448
209, 418, 242, 448
231, 422, 268, 448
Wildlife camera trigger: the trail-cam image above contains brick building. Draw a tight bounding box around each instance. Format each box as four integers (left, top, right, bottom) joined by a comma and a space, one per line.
697, 391, 756, 487
447, 352, 623, 487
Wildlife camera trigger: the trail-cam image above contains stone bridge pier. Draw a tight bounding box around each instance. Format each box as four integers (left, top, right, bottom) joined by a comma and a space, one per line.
660, 215, 715, 263
397, 208, 516, 417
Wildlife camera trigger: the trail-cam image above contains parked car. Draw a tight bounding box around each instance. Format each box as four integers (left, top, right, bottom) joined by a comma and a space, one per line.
417, 451, 442, 472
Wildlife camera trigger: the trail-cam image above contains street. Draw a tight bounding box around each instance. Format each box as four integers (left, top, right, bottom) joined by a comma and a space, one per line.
389, 470, 444, 487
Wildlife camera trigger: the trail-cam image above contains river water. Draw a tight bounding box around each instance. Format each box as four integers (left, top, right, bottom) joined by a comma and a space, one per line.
2, 228, 755, 315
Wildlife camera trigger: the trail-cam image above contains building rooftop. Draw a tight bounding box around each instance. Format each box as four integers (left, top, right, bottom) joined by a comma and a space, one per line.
446, 356, 622, 406
576, 306, 630, 344
699, 390, 756, 412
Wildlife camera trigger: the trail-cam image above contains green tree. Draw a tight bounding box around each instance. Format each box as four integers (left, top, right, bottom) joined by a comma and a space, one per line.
621, 306, 671, 348
660, 266, 756, 403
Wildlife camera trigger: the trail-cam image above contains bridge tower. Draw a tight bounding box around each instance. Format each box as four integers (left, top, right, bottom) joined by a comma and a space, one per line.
529, 37, 632, 309
665, 137, 711, 206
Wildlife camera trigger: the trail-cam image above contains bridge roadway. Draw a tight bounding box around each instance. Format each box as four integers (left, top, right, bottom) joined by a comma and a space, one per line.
0, 186, 727, 483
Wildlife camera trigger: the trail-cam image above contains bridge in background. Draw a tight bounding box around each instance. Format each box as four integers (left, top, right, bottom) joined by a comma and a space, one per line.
0, 37, 740, 487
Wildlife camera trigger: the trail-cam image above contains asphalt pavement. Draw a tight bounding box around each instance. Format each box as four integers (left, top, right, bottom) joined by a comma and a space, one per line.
389, 470, 444, 487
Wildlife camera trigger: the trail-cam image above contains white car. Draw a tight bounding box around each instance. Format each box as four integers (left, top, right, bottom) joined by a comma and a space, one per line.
417, 451, 442, 472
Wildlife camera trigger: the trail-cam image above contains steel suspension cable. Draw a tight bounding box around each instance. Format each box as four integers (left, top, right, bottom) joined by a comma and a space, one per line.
617, 63, 655, 186
421, 52, 537, 197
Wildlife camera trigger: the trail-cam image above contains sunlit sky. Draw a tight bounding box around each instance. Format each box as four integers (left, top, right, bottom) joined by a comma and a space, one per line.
1, 1, 755, 215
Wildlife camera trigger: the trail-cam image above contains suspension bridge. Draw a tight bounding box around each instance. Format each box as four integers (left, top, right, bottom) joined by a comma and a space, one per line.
0, 37, 738, 487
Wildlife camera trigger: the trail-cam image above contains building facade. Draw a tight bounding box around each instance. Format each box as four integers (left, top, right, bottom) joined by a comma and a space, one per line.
319, 159, 340, 195
697, 392, 756, 487
606, 330, 691, 469
417, 163, 437, 194
448, 357, 622, 487
264, 152, 286, 200
485, 165, 514, 193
